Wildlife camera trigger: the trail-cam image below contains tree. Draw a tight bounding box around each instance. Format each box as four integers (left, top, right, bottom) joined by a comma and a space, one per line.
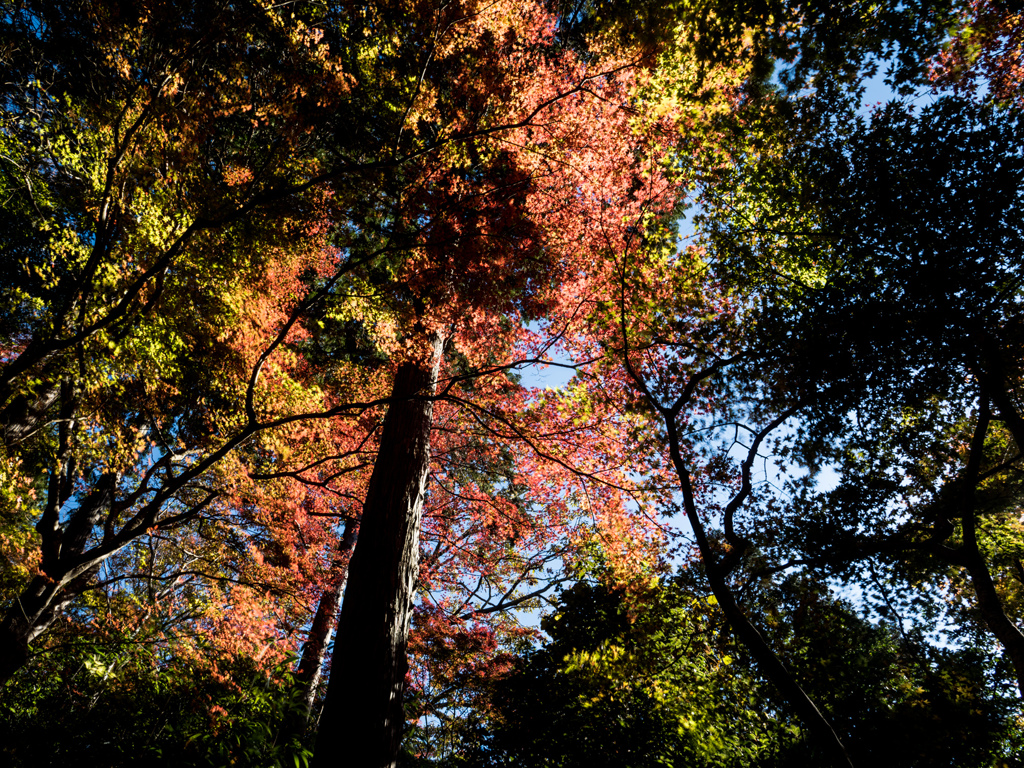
0, 0, 749, 757
540, 2, 1001, 758
470, 574, 785, 768
0, 649, 314, 767
931, 0, 1024, 107
309, 1, 986, 761
456, 571, 1018, 767
0, 0, 374, 682
606, 262, 858, 765
9, 2, 1010, 765
744, 572, 1020, 767
694, 93, 1024, 699
307, 0, 743, 760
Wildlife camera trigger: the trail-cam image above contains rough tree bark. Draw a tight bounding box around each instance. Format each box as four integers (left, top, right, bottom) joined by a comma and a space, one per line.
296, 518, 358, 717
312, 332, 444, 768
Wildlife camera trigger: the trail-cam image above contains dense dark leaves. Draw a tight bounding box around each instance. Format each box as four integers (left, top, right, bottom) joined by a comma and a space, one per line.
697, 87, 1024, 712
449, 574, 1019, 767
703, 97, 1024, 427
0, 648, 313, 768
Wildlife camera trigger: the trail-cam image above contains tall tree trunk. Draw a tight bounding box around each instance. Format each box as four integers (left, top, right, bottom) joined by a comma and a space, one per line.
296, 518, 358, 718
313, 333, 443, 768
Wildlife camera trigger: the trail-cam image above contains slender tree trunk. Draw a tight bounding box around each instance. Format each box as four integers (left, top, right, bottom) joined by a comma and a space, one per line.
313, 333, 443, 768
707, 576, 853, 767
962, 537, 1024, 697
954, 397, 1024, 697
296, 518, 358, 717
664, 419, 854, 768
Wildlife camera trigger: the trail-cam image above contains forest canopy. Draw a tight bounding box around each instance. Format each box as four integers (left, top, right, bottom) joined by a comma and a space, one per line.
0, 1, 1022, 767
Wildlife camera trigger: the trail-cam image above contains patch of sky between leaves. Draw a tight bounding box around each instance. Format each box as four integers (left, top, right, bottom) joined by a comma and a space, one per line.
517, 320, 577, 390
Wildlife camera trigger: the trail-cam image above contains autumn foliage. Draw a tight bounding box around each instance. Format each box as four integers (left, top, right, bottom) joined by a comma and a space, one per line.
2, 1, 1024, 767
